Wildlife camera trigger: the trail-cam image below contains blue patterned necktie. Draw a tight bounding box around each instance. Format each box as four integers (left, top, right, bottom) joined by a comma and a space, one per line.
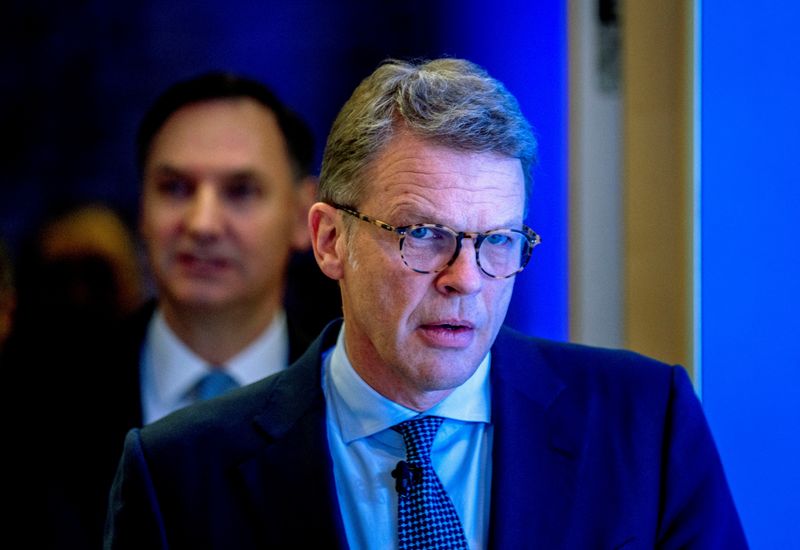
195, 369, 239, 401
391, 416, 469, 550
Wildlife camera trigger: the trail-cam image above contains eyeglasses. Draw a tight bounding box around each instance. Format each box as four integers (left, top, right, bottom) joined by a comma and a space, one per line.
332, 203, 541, 279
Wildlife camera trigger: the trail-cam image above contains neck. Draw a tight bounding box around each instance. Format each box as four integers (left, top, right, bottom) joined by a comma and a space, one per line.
160, 299, 281, 365
388, 387, 454, 413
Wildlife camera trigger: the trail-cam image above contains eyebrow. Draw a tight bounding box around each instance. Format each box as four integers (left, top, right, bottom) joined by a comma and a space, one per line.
148, 165, 183, 177
384, 204, 439, 225
388, 205, 522, 232
148, 164, 267, 185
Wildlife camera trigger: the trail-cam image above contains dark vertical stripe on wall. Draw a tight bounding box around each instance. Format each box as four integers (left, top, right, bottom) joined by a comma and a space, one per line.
701, 1, 800, 546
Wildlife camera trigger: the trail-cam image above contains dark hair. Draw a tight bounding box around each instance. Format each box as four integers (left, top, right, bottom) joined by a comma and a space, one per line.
137, 72, 314, 180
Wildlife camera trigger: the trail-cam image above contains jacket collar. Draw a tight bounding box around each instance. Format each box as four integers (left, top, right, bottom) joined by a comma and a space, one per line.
235, 320, 348, 548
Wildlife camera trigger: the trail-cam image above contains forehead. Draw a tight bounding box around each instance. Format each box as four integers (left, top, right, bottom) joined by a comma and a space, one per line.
361, 132, 526, 228
146, 98, 290, 171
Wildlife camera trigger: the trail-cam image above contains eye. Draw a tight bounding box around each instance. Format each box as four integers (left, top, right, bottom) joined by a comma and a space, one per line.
407, 226, 440, 240
485, 232, 513, 246
224, 178, 263, 202
155, 177, 193, 199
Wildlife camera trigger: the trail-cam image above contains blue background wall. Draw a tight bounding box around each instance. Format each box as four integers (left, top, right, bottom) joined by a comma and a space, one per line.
435, 0, 569, 340
1, 0, 568, 342
701, 1, 800, 547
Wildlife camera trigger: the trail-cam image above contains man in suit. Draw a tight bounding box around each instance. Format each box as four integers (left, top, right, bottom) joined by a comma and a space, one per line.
90, 73, 330, 534
106, 59, 747, 549
81, 73, 340, 548
130, 72, 325, 424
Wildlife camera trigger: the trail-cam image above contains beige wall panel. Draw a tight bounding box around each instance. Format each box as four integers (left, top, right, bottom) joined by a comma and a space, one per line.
622, 0, 693, 373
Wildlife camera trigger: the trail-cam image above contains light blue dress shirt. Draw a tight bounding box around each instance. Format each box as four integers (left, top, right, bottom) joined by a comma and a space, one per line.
322, 324, 493, 549
141, 308, 289, 424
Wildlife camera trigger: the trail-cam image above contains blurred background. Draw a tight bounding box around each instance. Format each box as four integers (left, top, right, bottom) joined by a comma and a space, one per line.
1, 0, 797, 547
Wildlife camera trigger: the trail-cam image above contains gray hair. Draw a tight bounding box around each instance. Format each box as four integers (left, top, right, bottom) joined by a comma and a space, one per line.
318, 58, 538, 207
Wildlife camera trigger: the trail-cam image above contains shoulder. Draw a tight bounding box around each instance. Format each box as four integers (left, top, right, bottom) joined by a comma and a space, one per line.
137, 373, 283, 460
495, 324, 676, 374
140, 355, 310, 450
492, 325, 689, 411
136, 320, 342, 463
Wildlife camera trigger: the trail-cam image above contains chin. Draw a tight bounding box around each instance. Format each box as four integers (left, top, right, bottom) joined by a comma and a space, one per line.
416, 361, 480, 392
169, 286, 238, 310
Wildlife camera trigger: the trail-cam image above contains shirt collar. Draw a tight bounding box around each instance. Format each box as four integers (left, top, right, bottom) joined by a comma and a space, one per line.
327, 323, 491, 444
146, 308, 289, 405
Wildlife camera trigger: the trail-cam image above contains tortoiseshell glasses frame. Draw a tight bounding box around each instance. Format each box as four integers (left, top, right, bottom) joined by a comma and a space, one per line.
331, 203, 541, 279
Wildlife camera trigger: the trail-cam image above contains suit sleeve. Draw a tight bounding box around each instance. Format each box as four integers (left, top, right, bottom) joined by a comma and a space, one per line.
104, 429, 169, 550
656, 367, 748, 549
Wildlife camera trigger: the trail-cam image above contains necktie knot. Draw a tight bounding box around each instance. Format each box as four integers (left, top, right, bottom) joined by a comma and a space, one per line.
392, 416, 444, 463
195, 369, 239, 401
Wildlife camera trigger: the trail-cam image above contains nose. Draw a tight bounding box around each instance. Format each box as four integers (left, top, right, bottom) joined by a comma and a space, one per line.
185, 183, 224, 240
434, 237, 483, 296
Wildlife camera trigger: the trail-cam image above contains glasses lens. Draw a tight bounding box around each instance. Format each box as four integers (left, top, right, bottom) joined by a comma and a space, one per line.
400, 225, 457, 273
477, 229, 530, 278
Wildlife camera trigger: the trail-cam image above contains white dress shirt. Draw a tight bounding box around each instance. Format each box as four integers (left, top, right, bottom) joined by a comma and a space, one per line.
322, 324, 493, 549
141, 308, 289, 424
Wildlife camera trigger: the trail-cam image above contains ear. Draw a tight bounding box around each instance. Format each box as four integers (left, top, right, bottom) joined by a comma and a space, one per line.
289, 176, 318, 251
309, 201, 345, 281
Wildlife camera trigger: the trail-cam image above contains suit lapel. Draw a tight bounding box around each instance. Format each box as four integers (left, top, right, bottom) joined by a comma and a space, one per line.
489, 327, 586, 548
232, 321, 348, 548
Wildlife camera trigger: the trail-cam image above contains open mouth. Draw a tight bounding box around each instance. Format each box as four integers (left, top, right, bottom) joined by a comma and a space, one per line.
418, 322, 475, 347
438, 323, 464, 330
425, 319, 474, 329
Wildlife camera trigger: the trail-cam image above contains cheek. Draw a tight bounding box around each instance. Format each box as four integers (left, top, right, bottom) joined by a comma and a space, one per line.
487, 280, 515, 323
140, 215, 166, 256
346, 259, 404, 325
240, 230, 284, 272
142, 203, 180, 241
378, 276, 432, 337
344, 233, 430, 323
252, 203, 298, 243
234, 210, 279, 247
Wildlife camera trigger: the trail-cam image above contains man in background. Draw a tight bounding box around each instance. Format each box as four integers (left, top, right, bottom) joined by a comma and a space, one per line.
106, 59, 746, 548
96, 72, 339, 547
130, 72, 323, 423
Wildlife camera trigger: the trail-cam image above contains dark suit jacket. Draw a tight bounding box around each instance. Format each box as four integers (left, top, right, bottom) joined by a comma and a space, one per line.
105, 321, 747, 549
